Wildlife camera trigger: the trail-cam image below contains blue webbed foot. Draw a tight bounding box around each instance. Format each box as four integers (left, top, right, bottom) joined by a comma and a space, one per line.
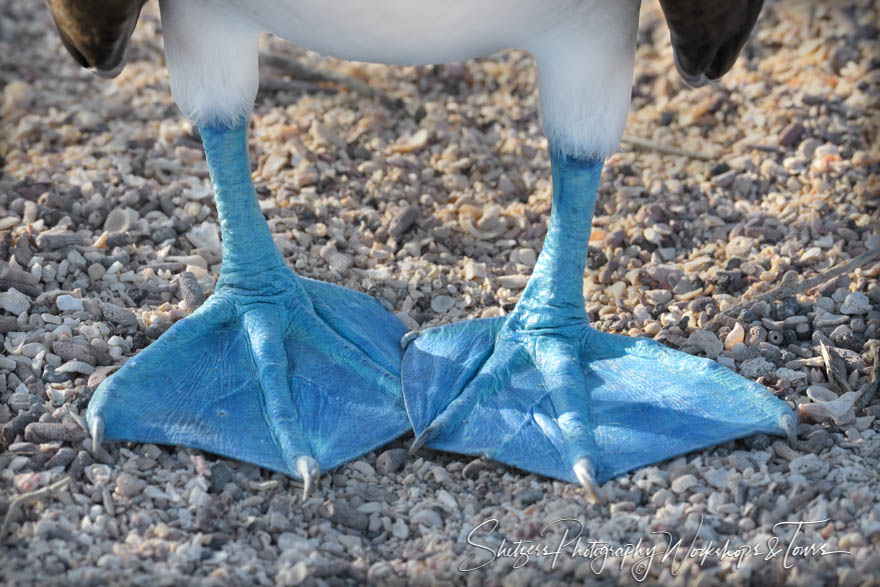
402, 317, 794, 495
86, 123, 409, 497
88, 273, 408, 494
401, 151, 794, 499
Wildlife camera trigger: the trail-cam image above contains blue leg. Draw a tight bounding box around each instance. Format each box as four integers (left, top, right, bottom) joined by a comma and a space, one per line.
87, 124, 409, 497
402, 150, 796, 500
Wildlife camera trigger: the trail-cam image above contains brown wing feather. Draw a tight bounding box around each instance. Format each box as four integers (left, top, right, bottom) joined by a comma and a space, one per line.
658, 0, 764, 85
45, 0, 146, 77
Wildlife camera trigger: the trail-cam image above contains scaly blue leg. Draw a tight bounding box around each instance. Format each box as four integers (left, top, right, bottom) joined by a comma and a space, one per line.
402, 149, 796, 501
87, 124, 409, 497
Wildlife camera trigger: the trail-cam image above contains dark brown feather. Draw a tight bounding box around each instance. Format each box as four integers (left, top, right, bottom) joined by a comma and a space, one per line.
45, 0, 146, 77
658, 0, 764, 85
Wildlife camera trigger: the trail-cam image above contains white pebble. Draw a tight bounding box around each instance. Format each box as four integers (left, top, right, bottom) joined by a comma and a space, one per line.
85, 464, 112, 486
105, 261, 125, 275
55, 360, 95, 375
789, 454, 829, 479
187, 222, 221, 253
0, 289, 30, 315
464, 261, 487, 280
806, 385, 837, 402
840, 292, 870, 315
498, 275, 529, 290
702, 468, 729, 489
56, 295, 84, 313
431, 295, 454, 313
1, 80, 35, 116
392, 518, 409, 539
798, 391, 858, 425
277, 561, 308, 586
411, 509, 443, 528
724, 322, 745, 350
671, 474, 698, 493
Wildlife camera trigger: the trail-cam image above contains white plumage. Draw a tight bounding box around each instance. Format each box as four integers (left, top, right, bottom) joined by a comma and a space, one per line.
159, 0, 639, 158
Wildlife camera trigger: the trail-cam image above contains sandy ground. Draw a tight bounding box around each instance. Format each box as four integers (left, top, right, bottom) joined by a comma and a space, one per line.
1, 0, 879, 585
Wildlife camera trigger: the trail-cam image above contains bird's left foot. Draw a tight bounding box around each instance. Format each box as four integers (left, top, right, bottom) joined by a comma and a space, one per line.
402, 317, 795, 500
402, 150, 795, 499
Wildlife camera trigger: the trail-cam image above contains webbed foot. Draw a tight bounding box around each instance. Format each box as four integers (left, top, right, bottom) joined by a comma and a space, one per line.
86, 124, 409, 491
401, 151, 794, 496
88, 274, 408, 489
402, 317, 793, 494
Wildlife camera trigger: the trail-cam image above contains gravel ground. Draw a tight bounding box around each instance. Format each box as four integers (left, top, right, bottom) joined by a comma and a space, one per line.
2, 0, 879, 585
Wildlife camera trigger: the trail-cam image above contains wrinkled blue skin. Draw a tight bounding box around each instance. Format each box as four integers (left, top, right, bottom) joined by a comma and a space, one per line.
402, 150, 795, 485
87, 122, 794, 492
86, 124, 409, 479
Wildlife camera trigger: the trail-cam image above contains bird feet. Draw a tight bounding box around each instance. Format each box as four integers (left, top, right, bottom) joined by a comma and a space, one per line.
402, 316, 795, 501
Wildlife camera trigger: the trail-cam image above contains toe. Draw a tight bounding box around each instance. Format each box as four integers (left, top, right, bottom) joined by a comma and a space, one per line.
573, 457, 604, 504
533, 337, 600, 470
243, 306, 315, 476
295, 455, 320, 502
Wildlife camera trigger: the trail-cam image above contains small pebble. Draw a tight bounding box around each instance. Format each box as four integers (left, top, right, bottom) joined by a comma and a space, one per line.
724, 322, 745, 350
671, 474, 698, 493
55, 294, 84, 312
431, 295, 454, 313
375, 449, 408, 474
688, 330, 723, 359
24, 421, 88, 443
45, 447, 76, 468
840, 292, 870, 315
497, 275, 529, 290
101, 303, 138, 327
462, 459, 485, 479
789, 454, 829, 479
410, 508, 443, 528
115, 473, 146, 498
321, 502, 369, 531
0, 288, 30, 315
276, 561, 308, 586
2, 80, 35, 116
389, 205, 419, 237
740, 357, 775, 378
209, 462, 235, 494
85, 464, 112, 486
103, 208, 132, 233
779, 122, 804, 147
55, 360, 96, 375
392, 518, 409, 539
187, 222, 221, 252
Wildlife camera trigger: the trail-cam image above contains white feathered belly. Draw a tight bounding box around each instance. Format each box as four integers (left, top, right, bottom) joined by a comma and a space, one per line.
224, 0, 584, 64
160, 0, 639, 158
